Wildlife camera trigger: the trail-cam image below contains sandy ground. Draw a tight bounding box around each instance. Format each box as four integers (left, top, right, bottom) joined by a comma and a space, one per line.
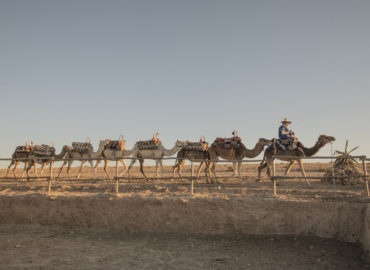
0, 225, 368, 270
0, 163, 368, 203
0, 163, 369, 269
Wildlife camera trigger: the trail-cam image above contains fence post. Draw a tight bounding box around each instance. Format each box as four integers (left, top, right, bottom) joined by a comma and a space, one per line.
190, 177, 194, 195
362, 157, 369, 197
48, 157, 54, 194
272, 158, 277, 196
115, 160, 119, 194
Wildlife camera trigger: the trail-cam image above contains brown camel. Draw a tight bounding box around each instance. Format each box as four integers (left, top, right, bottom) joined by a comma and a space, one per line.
6, 147, 33, 178
25, 145, 69, 180
257, 135, 336, 187
173, 148, 210, 182
208, 138, 272, 181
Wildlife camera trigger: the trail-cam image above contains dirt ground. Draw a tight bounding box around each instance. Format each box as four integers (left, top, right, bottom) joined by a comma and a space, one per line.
0, 163, 368, 203
0, 163, 369, 269
0, 225, 368, 270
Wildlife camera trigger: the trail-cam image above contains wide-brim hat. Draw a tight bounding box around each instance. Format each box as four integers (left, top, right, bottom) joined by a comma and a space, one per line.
281, 118, 292, 124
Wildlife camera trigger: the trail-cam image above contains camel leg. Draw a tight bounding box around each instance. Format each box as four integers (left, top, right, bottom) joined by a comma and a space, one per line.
103, 160, 111, 179
191, 162, 194, 177
177, 159, 186, 181
237, 161, 242, 178
33, 160, 38, 180
285, 160, 296, 176
95, 159, 102, 169
39, 162, 47, 176
210, 162, 218, 183
11, 160, 20, 178
139, 158, 149, 181
257, 162, 269, 181
224, 162, 236, 181
119, 159, 128, 176
297, 159, 311, 187
66, 160, 73, 180
20, 161, 27, 179
159, 159, 165, 176
196, 162, 204, 180
127, 159, 136, 178
89, 160, 97, 179
6, 160, 16, 177
56, 160, 68, 179
77, 161, 85, 179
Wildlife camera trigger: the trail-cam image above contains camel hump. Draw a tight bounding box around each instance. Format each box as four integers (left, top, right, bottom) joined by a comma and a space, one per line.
72, 142, 94, 153
105, 140, 126, 151
213, 136, 242, 149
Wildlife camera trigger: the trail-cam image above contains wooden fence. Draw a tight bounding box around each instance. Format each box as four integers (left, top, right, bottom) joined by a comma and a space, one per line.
0, 156, 368, 197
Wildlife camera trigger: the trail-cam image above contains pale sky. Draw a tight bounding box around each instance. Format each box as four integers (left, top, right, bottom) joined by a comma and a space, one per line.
1, 0, 370, 161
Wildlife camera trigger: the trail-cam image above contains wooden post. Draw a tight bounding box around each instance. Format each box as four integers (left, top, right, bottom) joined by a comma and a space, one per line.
362, 158, 369, 197
115, 160, 119, 194
332, 162, 336, 190
272, 158, 276, 196
48, 157, 54, 194
190, 177, 194, 195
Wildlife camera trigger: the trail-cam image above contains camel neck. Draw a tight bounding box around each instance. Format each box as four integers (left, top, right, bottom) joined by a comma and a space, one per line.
242, 143, 264, 158
301, 141, 324, 157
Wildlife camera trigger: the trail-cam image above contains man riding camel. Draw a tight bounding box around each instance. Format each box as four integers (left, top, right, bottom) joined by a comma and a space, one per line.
278, 118, 299, 150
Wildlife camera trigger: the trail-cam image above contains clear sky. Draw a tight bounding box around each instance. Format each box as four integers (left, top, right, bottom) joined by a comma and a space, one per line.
1, 0, 370, 160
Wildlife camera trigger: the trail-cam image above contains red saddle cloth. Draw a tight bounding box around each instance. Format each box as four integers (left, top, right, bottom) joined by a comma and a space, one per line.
214, 136, 242, 149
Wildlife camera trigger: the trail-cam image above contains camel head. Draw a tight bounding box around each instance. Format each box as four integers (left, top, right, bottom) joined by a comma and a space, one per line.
99, 139, 111, 148
258, 138, 273, 146
175, 140, 187, 148
317, 135, 336, 146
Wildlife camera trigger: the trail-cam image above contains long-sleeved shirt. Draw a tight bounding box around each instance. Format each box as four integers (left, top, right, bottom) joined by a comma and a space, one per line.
278, 125, 291, 140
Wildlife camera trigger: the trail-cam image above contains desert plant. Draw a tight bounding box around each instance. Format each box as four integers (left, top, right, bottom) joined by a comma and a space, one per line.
333, 140, 359, 166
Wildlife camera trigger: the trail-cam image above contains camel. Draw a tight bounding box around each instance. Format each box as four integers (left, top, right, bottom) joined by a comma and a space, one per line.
173, 148, 210, 182
94, 146, 138, 179
56, 140, 110, 179
6, 143, 34, 178
25, 146, 69, 180
257, 135, 336, 187
208, 138, 273, 181
127, 140, 186, 180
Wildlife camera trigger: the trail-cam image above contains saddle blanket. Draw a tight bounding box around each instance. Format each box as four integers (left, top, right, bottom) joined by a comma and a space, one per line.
105, 140, 126, 151
214, 136, 242, 149
72, 142, 94, 153
136, 139, 161, 150
15, 145, 33, 153
32, 145, 56, 156
183, 141, 209, 151
269, 138, 298, 152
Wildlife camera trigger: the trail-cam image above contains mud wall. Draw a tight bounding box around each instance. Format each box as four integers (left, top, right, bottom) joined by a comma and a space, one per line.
0, 195, 368, 259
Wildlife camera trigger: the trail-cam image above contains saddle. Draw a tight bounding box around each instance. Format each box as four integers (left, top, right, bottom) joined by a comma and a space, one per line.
184, 136, 209, 151
105, 140, 126, 151
136, 134, 161, 150
183, 141, 209, 151
15, 140, 34, 154
32, 145, 56, 156
214, 136, 242, 149
72, 142, 93, 153
16, 145, 34, 154
271, 138, 299, 152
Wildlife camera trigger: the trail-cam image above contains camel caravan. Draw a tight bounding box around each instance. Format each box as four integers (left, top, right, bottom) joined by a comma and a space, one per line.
5, 120, 336, 184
